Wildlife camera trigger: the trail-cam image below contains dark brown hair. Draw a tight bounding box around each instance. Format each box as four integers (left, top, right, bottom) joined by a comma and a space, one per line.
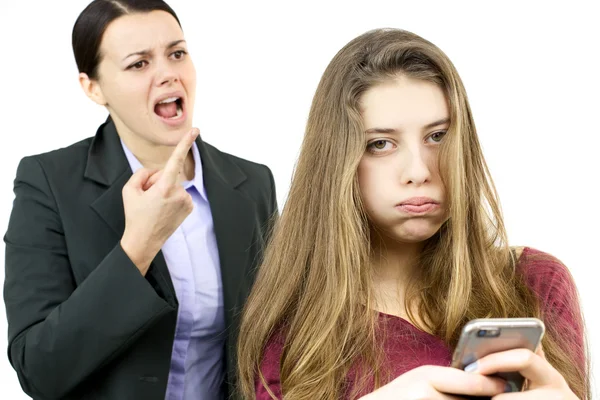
72, 0, 181, 79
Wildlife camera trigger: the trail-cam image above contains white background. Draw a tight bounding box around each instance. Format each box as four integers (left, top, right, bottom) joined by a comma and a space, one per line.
0, 0, 598, 398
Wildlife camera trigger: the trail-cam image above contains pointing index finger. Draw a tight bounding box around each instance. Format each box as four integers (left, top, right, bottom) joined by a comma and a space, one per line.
162, 128, 199, 185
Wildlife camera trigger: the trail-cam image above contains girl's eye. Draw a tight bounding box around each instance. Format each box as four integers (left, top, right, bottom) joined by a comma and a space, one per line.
373, 140, 387, 149
367, 139, 394, 153
428, 130, 447, 143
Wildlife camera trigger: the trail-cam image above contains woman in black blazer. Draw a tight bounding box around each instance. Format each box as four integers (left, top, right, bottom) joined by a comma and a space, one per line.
3, 1, 277, 399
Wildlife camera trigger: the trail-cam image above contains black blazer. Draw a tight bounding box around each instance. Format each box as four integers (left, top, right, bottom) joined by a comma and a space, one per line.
3, 119, 277, 400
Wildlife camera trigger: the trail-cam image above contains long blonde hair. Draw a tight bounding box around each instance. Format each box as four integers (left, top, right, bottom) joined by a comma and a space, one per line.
238, 29, 589, 399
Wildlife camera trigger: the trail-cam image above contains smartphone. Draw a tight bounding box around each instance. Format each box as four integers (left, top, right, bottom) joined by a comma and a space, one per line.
451, 318, 545, 398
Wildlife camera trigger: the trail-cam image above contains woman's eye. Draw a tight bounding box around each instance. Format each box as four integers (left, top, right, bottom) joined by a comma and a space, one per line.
428, 130, 447, 143
129, 60, 147, 70
172, 50, 187, 59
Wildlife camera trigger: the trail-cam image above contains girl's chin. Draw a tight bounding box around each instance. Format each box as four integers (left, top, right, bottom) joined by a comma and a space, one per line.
382, 223, 442, 244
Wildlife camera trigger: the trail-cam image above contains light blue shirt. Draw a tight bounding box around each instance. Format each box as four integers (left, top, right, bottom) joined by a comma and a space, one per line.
121, 140, 225, 400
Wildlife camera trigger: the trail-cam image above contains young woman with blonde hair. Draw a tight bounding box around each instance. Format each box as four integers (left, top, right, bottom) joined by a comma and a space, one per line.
238, 28, 588, 399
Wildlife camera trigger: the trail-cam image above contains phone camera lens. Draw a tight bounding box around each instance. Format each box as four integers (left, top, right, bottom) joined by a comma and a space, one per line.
477, 328, 501, 337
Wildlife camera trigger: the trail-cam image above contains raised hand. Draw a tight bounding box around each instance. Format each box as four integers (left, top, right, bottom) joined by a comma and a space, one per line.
120, 128, 199, 274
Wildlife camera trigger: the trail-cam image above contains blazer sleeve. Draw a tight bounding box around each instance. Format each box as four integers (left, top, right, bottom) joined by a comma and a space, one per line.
264, 164, 279, 240
3, 156, 174, 399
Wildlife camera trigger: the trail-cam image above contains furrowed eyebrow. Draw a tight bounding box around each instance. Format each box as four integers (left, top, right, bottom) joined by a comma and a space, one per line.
122, 40, 187, 61
166, 39, 186, 49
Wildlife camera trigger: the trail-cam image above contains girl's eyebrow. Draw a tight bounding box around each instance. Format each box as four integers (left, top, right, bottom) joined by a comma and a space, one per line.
365, 117, 450, 134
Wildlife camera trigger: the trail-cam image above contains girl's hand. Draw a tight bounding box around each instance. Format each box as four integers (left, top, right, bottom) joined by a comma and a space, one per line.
360, 364, 508, 399
467, 347, 578, 399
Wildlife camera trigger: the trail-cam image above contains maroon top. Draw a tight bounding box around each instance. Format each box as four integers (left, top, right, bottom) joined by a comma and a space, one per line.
256, 247, 585, 399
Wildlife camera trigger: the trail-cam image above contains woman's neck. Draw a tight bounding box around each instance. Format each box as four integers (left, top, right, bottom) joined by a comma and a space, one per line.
117, 124, 195, 182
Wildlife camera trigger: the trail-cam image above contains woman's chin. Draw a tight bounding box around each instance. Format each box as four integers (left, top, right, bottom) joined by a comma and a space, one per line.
154, 125, 195, 147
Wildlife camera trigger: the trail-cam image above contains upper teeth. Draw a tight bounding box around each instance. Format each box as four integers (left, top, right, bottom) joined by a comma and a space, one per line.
158, 97, 179, 104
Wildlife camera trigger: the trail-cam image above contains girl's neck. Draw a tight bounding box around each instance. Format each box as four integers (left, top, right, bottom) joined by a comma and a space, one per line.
370, 234, 424, 322
370, 234, 423, 283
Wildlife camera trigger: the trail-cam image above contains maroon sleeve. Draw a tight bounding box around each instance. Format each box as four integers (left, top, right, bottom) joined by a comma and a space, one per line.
256, 332, 285, 399
518, 247, 586, 371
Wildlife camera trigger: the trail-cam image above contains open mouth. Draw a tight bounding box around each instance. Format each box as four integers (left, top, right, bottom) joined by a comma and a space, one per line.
154, 96, 184, 120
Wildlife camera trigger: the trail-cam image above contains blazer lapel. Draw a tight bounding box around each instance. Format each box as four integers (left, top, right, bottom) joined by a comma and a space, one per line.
82, 120, 257, 311
196, 138, 256, 322
84, 118, 177, 305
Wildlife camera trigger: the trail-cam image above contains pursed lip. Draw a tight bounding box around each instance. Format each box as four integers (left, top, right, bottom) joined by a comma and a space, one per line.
395, 197, 441, 215
396, 197, 439, 207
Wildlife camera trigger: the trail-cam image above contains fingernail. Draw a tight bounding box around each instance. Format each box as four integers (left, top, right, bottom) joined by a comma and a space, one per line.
464, 361, 478, 373
190, 129, 199, 138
